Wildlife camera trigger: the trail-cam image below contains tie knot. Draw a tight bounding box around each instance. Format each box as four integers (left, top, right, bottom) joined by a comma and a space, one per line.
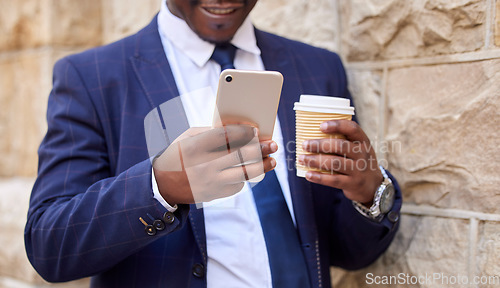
211, 44, 237, 71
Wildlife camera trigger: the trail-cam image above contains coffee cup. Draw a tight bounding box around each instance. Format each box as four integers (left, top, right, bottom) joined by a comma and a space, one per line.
294, 95, 355, 177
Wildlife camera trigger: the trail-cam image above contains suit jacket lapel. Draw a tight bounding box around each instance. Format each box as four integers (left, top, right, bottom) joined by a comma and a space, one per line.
130, 16, 181, 111
256, 29, 320, 286
130, 16, 208, 261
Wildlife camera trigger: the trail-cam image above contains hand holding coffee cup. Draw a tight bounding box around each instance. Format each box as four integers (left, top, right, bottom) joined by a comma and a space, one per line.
294, 95, 383, 205
294, 95, 355, 177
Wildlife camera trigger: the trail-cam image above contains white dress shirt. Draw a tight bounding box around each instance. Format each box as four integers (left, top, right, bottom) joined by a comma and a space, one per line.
153, 2, 295, 287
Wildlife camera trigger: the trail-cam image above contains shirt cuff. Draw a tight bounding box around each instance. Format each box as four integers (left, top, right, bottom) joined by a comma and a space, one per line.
152, 167, 178, 212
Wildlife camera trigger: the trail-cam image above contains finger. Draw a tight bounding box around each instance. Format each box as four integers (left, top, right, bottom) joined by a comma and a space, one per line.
186, 124, 257, 153
305, 171, 350, 190
260, 157, 277, 174
305, 172, 369, 202
217, 124, 259, 152
298, 154, 354, 175
180, 125, 257, 166
319, 120, 369, 143
302, 138, 357, 159
157, 131, 266, 171
212, 141, 264, 171
260, 140, 278, 157
219, 157, 276, 184
242, 157, 275, 180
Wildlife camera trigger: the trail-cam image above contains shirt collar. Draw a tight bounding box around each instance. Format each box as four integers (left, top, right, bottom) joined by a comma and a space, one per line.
158, 1, 261, 68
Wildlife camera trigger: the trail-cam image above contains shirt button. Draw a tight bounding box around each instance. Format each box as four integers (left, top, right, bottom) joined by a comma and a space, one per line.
192, 263, 205, 278
163, 212, 175, 224
387, 211, 399, 223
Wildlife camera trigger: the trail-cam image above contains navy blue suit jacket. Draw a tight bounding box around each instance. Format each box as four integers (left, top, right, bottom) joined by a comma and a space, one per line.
25, 16, 401, 288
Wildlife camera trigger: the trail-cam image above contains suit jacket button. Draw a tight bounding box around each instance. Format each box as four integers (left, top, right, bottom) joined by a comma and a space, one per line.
153, 219, 165, 231
387, 211, 399, 223
145, 225, 156, 236
163, 212, 175, 224
192, 263, 205, 278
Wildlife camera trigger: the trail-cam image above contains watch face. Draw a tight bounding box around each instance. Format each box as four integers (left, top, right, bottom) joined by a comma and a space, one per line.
380, 184, 395, 214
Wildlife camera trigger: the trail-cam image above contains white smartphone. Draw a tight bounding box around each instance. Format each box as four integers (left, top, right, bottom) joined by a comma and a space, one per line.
212, 69, 284, 140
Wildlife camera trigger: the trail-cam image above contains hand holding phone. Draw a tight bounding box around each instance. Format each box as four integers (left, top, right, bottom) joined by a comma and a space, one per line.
213, 69, 283, 140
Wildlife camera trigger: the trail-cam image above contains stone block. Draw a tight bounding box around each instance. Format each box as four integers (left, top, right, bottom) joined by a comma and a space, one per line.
0, 0, 102, 51
251, 0, 339, 51
102, 0, 160, 44
496, 0, 500, 46
404, 217, 469, 283
332, 215, 469, 288
341, 0, 487, 61
476, 222, 500, 286
386, 60, 500, 213
0, 0, 50, 51
50, 0, 103, 47
345, 69, 383, 158
0, 50, 69, 177
0, 179, 36, 282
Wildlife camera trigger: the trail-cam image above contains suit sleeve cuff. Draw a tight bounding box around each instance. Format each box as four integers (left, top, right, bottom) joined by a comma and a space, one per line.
151, 167, 178, 212
351, 166, 401, 229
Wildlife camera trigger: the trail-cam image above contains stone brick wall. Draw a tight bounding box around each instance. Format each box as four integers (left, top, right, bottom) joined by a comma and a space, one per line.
1, 0, 498, 287
0, 1, 159, 287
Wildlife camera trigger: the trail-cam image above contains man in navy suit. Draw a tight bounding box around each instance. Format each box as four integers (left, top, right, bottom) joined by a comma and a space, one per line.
25, 0, 402, 287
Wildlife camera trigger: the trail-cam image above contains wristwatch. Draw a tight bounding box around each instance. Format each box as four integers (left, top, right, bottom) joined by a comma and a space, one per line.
352, 166, 395, 222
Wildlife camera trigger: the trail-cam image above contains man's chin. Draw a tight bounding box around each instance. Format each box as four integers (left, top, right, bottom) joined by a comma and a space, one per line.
204, 37, 234, 45
198, 31, 235, 45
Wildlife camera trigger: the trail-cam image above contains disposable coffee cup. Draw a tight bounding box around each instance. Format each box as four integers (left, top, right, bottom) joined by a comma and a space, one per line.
294, 95, 355, 178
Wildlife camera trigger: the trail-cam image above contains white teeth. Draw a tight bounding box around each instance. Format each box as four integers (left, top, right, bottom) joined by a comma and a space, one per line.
205, 8, 236, 15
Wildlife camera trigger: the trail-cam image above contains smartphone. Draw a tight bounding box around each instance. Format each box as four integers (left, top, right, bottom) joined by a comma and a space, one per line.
212, 69, 284, 140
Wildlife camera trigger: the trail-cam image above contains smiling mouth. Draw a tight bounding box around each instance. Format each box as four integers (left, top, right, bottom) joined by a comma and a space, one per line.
200, 1, 244, 16
203, 7, 237, 15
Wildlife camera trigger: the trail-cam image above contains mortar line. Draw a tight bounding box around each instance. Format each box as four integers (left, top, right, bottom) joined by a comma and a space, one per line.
378, 64, 389, 166
401, 204, 500, 222
346, 49, 500, 70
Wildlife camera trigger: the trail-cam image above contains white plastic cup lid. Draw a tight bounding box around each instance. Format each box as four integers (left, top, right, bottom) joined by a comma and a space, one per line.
300, 95, 350, 107
293, 95, 355, 115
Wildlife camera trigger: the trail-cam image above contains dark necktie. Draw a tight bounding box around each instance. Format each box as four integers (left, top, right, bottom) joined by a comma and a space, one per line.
210, 44, 237, 71
252, 170, 311, 288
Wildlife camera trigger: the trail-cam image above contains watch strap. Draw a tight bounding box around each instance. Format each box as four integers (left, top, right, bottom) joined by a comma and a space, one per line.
351, 166, 391, 222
